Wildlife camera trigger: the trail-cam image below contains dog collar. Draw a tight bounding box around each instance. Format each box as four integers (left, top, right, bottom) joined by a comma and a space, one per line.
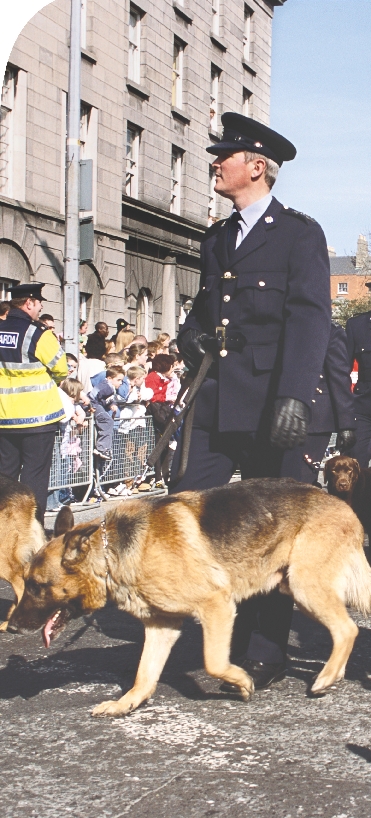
100, 518, 110, 580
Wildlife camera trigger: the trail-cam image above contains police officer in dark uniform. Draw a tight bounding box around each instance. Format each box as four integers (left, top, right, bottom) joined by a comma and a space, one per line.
346, 291, 371, 467
281, 322, 356, 483
170, 113, 332, 690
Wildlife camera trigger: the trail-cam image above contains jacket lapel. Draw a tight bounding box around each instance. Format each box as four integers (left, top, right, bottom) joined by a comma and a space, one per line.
229, 197, 283, 265
212, 219, 229, 272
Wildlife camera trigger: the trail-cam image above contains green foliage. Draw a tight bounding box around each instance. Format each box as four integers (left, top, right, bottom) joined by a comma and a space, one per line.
332, 296, 371, 328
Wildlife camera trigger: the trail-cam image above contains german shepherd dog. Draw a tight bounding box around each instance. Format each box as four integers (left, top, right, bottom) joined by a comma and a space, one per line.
10, 479, 371, 717
0, 475, 46, 630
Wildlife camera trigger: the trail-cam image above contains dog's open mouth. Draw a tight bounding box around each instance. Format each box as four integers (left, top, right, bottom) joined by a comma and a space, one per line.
42, 609, 69, 648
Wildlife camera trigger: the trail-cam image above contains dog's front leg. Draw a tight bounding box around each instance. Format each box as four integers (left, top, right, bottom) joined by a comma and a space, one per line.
92, 616, 183, 718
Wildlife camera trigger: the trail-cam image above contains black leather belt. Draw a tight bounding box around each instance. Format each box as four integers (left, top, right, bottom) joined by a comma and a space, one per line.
216, 327, 246, 356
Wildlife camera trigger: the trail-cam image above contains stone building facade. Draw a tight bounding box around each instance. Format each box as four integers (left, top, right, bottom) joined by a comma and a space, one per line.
0, 0, 287, 337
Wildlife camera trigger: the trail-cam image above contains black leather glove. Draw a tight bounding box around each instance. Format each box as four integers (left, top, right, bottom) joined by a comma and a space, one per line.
336, 430, 356, 452
270, 398, 310, 450
178, 329, 215, 372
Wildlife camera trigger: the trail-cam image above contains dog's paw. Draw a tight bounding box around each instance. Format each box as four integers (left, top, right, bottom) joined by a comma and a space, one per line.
91, 698, 136, 718
0, 620, 9, 632
310, 669, 343, 695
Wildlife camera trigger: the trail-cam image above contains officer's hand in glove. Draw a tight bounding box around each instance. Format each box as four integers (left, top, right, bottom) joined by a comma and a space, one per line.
270, 397, 310, 450
336, 429, 356, 453
178, 329, 215, 372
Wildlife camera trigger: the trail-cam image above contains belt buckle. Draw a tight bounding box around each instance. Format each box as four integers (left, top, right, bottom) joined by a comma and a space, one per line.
216, 326, 228, 358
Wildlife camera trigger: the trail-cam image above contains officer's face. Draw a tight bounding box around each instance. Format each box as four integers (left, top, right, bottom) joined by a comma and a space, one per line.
212, 152, 264, 200
28, 299, 43, 320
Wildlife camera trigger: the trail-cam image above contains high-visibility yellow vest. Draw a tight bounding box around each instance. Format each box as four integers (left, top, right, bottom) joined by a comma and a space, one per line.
0, 308, 68, 429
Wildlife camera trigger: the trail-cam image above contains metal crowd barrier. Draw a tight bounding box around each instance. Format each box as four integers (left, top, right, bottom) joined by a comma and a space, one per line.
48, 417, 94, 501
47, 414, 157, 503
95, 415, 156, 492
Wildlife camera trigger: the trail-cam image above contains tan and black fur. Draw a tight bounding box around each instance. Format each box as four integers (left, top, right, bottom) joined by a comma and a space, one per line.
10, 478, 371, 716
0, 475, 46, 629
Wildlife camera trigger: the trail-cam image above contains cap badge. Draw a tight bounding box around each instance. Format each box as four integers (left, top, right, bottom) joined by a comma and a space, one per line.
265, 216, 274, 224
254, 142, 263, 148
234, 136, 242, 141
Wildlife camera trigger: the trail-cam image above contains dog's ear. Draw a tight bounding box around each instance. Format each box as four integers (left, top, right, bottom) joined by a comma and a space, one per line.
54, 505, 74, 538
62, 524, 100, 567
351, 459, 361, 478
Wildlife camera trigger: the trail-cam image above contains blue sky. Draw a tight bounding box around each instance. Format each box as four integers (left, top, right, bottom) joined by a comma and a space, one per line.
270, 0, 371, 256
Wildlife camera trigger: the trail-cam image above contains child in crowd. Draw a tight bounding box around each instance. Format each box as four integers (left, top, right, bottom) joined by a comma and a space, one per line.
119, 366, 153, 434
89, 366, 124, 460
145, 354, 176, 402
47, 378, 87, 510
66, 352, 78, 378
145, 354, 177, 485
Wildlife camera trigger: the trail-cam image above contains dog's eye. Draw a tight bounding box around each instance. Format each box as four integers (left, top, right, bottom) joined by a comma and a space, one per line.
27, 580, 46, 597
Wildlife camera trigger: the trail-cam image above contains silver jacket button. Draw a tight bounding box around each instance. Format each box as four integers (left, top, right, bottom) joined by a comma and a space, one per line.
312, 399, 316, 403
224, 271, 231, 278
221, 318, 229, 326
223, 295, 230, 302
258, 281, 266, 287
220, 349, 228, 357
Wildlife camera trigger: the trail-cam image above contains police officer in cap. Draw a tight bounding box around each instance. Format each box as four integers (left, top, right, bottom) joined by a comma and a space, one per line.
170, 113, 332, 690
110, 317, 131, 344
345, 283, 371, 467
0, 283, 67, 523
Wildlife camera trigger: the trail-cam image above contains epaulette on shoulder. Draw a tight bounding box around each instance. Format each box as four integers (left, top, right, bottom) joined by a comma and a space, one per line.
281, 205, 318, 225
205, 218, 227, 237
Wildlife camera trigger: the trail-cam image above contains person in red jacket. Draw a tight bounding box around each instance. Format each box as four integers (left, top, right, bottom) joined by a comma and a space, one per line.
145, 354, 176, 486
145, 354, 175, 401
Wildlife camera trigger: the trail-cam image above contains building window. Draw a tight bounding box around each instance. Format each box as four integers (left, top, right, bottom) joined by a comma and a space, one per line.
80, 103, 91, 159
0, 67, 15, 196
78, 102, 98, 218
81, 0, 87, 49
208, 165, 217, 226
128, 5, 141, 84
0, 65, 26, 201
136, 288, 153, 338
172, 39, 184, 109
179, 296, 193, 326
337, 282, 348, 294
125, 124, 140, 198
243, 4, 253, 62
80, 292, 91, 322
170, 147, 183, 215
243, 88, 252, 117
210, 65, 220, 131
212, 0, 220, 35
0, 279, 13, 300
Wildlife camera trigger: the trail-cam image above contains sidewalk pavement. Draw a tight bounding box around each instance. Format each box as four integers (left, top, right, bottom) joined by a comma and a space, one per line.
0, 516, 371, 816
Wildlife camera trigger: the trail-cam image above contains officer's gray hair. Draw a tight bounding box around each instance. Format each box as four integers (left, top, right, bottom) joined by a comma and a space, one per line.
244, 151, 279, 189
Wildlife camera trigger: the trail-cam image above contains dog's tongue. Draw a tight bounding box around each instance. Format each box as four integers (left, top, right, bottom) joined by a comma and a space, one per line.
42, 616, 55, 649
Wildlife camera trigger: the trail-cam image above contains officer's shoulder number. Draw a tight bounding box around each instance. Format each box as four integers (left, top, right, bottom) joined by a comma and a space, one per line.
282, 205, 317, 225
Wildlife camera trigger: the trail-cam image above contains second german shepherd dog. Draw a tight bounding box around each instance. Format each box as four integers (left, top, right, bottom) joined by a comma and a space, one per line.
10, 478, 371, 717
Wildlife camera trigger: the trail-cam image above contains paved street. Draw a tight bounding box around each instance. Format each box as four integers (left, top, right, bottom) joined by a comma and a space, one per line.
1, 509, 371, 817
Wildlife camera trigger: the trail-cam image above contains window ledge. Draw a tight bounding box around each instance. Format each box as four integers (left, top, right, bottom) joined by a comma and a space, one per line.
210, 33, 227, 52
81, 48, 97, 64
126, 79, 150, 100
242, 60, 257, 77
171, 106, 191, 124
173, 2, 193, 24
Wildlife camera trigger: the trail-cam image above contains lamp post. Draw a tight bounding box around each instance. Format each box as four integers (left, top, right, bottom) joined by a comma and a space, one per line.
63, 0, 81, 356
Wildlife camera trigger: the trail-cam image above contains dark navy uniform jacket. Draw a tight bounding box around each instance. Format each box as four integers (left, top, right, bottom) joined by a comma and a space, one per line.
179, 196, 331, 432
308, 322, 355, 434
346, 311, 371, 415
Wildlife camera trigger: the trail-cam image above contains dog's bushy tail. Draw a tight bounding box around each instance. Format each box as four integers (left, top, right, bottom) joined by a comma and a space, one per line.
344, 548, 371, 615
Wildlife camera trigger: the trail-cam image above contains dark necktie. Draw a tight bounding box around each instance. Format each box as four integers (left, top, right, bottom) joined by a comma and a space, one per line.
227, 211, 243, 261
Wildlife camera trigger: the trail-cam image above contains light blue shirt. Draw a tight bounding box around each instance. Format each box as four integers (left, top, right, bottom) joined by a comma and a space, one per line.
232, 192, 273, 248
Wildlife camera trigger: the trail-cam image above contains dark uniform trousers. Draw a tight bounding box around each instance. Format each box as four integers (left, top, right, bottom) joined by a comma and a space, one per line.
346, 311, 371, 468
0, 428, 56, 523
